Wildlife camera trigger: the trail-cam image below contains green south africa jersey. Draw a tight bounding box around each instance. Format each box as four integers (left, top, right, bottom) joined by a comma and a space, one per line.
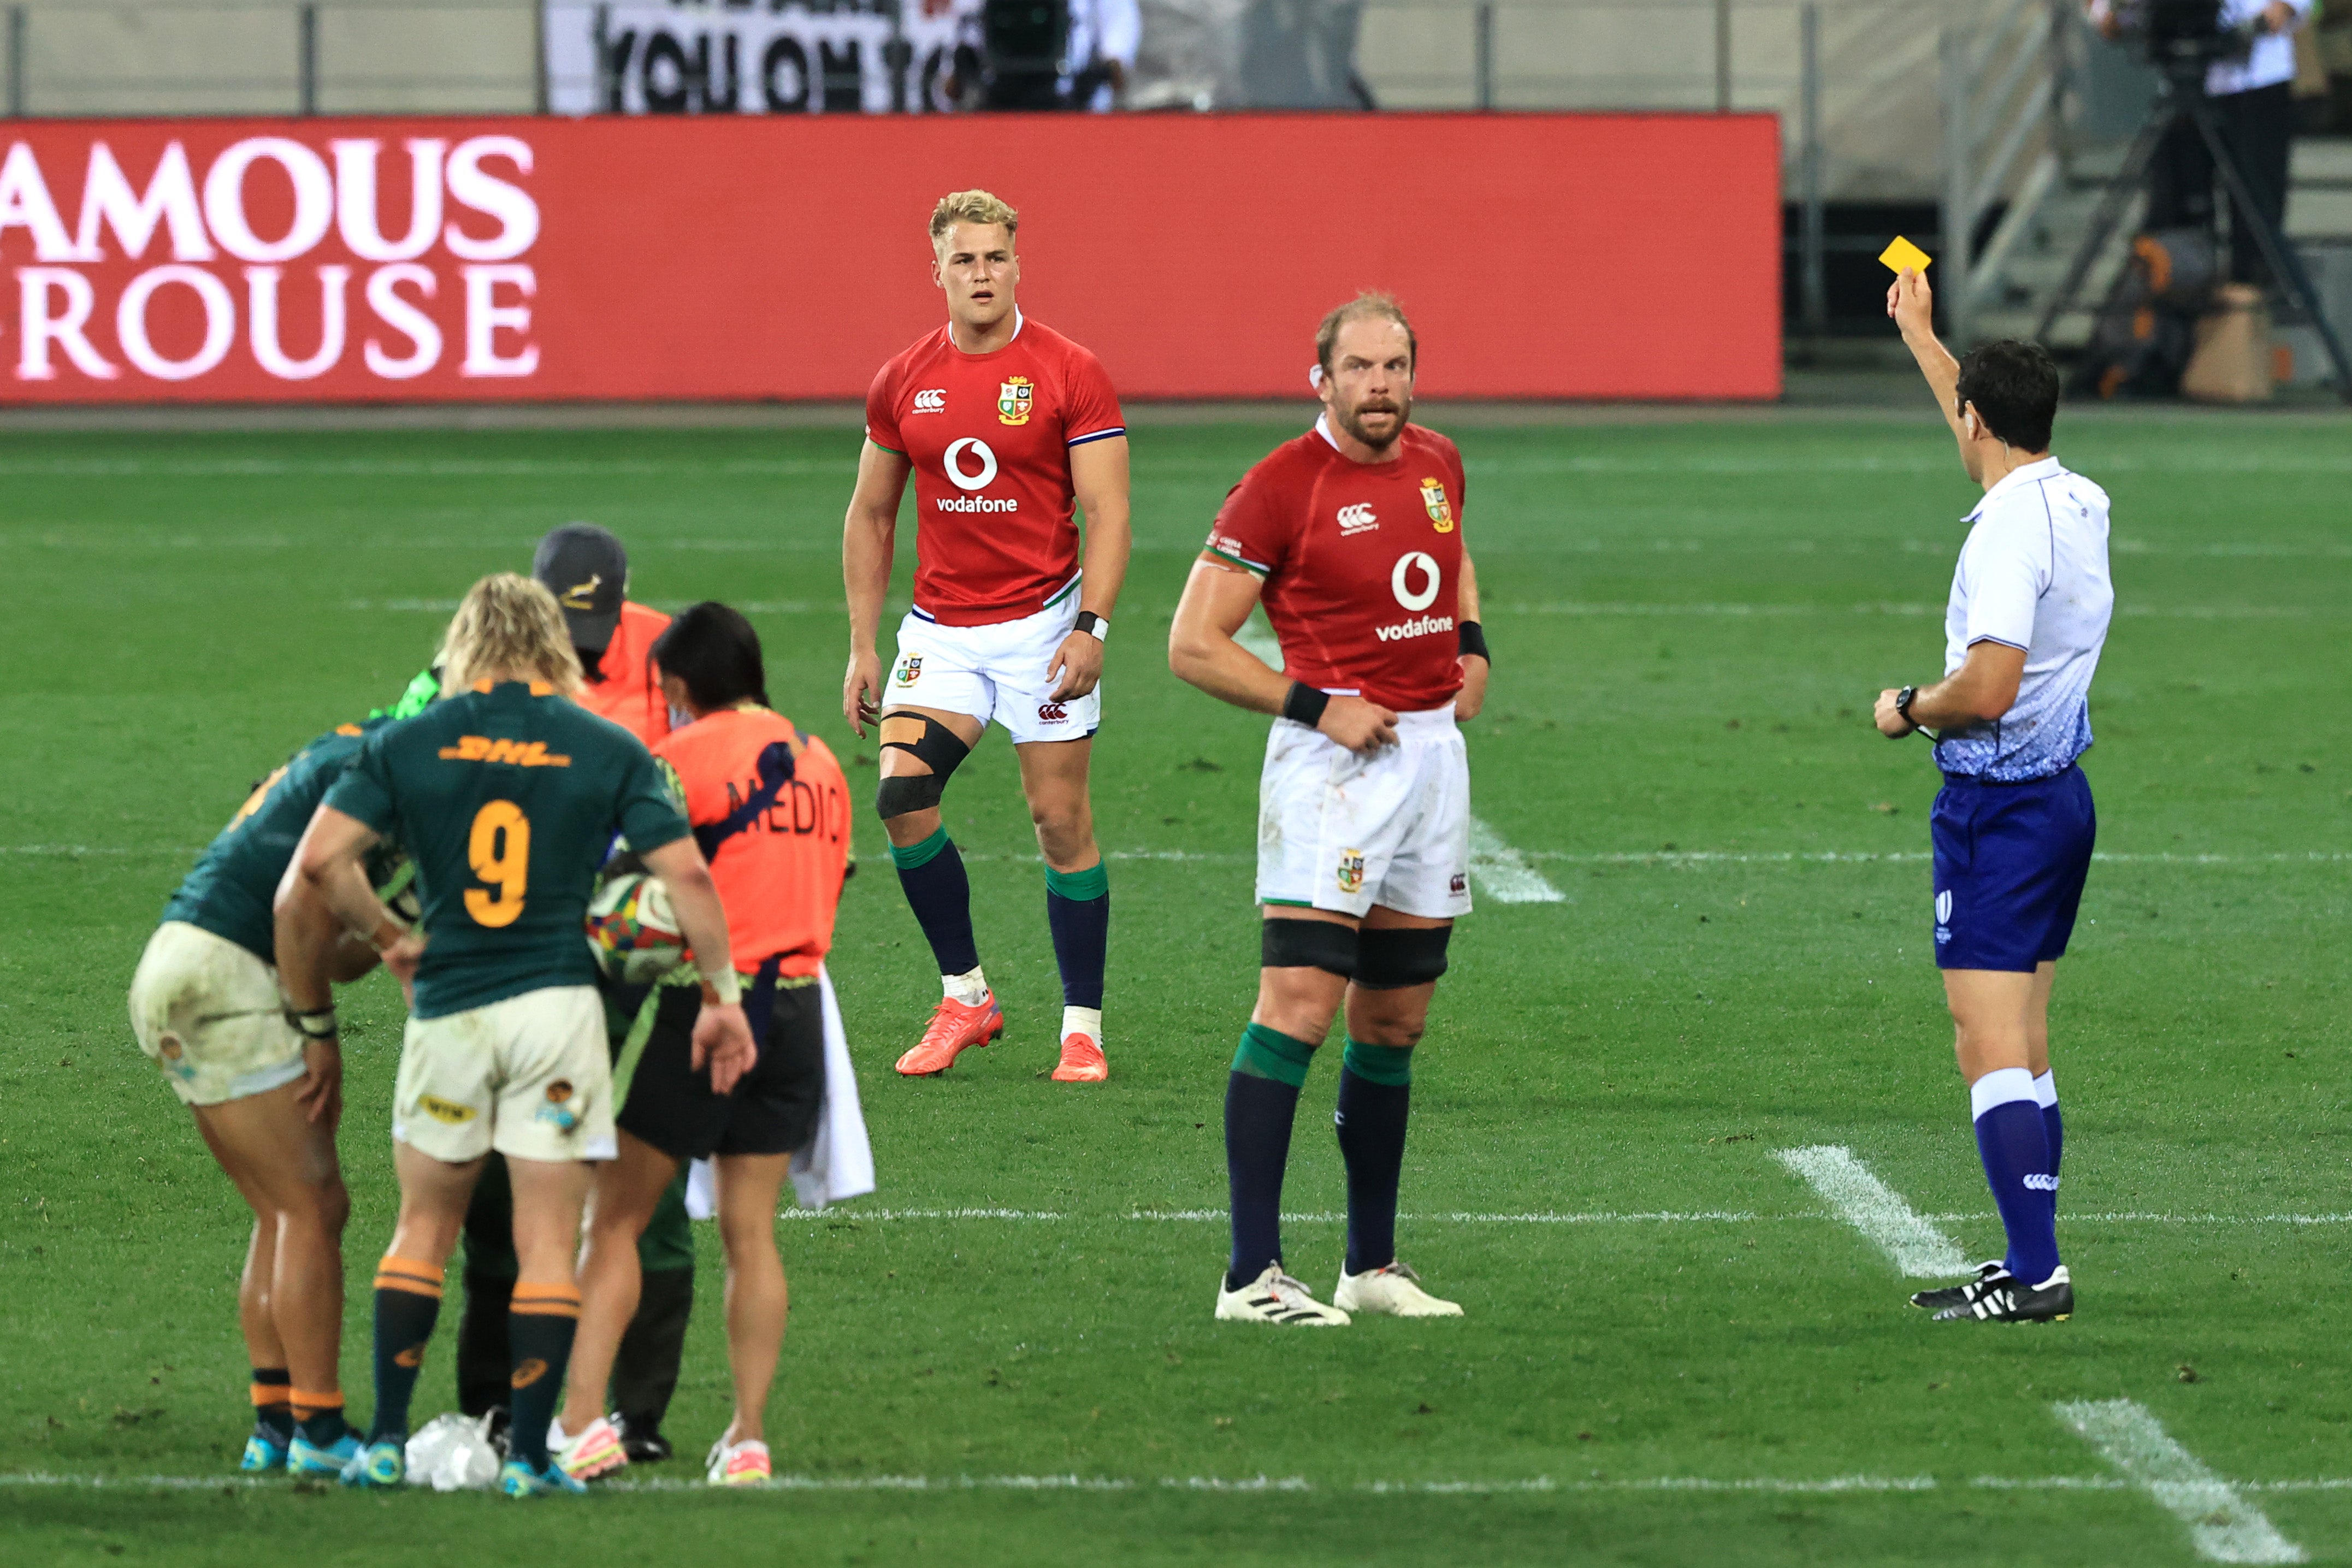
324, 681, 689, 1020
161, 720, 392, 965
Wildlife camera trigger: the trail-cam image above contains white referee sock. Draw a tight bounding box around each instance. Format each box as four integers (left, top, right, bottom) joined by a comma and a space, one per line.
943, 966, 989, 1007
1062, 1005, 1103, 1046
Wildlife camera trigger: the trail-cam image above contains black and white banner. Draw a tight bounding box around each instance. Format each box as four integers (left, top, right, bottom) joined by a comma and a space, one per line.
545, 1, 982, 115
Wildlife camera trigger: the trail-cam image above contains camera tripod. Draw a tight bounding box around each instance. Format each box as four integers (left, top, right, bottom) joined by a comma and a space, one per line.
2035, 54, 2352, 402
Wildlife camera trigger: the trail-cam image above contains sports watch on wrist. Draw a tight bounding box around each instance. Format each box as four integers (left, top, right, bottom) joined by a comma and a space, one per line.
1894, 685, 1919, 731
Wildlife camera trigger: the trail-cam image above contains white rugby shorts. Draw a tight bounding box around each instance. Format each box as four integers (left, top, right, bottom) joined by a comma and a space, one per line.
886, 599, 1100, 745
128, 921, 309, 1107
393, 985, 617, 1164
1257, 704, 1474, 920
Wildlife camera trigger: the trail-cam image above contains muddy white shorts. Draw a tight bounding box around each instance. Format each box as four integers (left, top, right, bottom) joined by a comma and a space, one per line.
128, 921, 308, 1107
886, 597, 1100, 745
1257, 704, 1474, 920
393, 985, 617, 1164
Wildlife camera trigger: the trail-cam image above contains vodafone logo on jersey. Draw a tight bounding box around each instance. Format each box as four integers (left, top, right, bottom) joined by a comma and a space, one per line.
1376, 551, 1451, 641
1, 131, 540, 395
937, 436, 1016, 513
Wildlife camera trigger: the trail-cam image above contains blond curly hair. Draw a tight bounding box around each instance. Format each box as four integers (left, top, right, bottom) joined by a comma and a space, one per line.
438, 573, 583, 697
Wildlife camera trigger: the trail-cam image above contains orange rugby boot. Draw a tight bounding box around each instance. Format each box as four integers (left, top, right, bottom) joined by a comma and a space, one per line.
1050, 1033, 1108, 1084
894, 993, 1004, 1076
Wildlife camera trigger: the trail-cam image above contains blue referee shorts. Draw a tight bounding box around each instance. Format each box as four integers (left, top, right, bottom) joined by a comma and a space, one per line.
1930, 764, 2096, 972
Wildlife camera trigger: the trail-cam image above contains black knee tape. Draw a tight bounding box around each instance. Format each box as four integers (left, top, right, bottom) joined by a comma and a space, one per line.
1261, 917, 1358, 979
874, 773, 944, 818
873, 713, 971, 820
1354, 925, 1451, 990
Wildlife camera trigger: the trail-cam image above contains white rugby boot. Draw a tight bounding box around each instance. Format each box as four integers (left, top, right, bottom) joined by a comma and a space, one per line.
1334, 1261, 1464, 1318
1214, 1264, 1351, 1326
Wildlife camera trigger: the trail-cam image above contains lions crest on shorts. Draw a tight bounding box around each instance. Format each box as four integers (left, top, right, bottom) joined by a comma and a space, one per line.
1335, 848, 1366, 896
997, 376, 1034, 426
1420, 477, 1454, 532
894, 655, 921, 687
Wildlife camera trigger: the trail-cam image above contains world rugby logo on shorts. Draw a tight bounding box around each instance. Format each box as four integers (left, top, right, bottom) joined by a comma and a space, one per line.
1336, 849, 1366, 895
1934, 889, 1953, 943
1037, 702, 1068, 724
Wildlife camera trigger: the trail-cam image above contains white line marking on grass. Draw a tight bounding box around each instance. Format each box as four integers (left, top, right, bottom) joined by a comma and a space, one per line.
1469, 818, 1567, 904
2055, 1400, 2307, 1565
1774, 1146, 1970, 1278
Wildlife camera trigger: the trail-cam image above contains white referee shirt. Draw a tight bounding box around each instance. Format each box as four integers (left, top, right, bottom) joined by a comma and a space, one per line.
1932, 455, 2115, 783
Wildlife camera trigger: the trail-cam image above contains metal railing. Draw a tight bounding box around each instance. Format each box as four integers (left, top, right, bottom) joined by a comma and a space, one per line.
1937, 0, 2068, 344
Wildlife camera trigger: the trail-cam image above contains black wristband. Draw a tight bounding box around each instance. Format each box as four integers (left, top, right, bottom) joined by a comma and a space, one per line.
1281, 681, 1331, 728
288, 1005, 338, 1040
1459, 620, 1490, 663
1074, 610, 1106, 640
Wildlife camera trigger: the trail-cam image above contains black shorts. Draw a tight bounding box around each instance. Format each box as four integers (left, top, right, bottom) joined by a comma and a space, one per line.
616, 958, 825, 1162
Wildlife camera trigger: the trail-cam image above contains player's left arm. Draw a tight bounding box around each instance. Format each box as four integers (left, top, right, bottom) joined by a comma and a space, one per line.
275, 804, 407, 1125
1455, 549, 1488, 721
1049, 434, 1132, 702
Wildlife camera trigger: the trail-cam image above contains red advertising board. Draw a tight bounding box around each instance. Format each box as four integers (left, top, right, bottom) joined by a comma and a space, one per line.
0, 114, 1780, 404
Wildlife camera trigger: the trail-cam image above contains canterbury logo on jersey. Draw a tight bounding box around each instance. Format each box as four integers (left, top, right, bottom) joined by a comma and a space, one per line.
437, 737, 572, 766
1337, 503, 1378, 535
913, 388, 946, 412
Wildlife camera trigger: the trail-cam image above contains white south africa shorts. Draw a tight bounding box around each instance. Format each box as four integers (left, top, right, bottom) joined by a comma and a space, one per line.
887, 598, 1101, 745
127, 920, 309, 1107
1257, 704, 1473, 920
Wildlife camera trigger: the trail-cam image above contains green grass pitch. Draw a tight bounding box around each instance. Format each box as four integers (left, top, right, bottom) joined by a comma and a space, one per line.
3, 405, 2349, 1565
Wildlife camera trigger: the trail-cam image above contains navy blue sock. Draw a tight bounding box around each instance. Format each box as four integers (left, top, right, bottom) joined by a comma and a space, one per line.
2036, 1071, 2064, 1219
1972, 1069, 2060, 1285
1335, 1041, 1415, 1275
506, 1283, 582, 1470
250, 1367, 292, 1445
891, 828, 980, 979
368, 1257, 444, 1443
1225, 1024, 1318, 1289
1044, 862, 1109, 1008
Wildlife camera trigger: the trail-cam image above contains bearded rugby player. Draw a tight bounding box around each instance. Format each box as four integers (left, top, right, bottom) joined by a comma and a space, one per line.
1169, 294, 1488, 1325
842, 189, 1132, 1084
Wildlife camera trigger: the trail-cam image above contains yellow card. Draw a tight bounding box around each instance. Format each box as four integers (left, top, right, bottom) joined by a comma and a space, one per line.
1880, 235, 1933, 274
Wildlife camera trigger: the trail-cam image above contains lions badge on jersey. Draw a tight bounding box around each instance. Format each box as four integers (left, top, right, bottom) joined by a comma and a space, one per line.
1335, 848, 1366, 896
997, 376, 1034, 426
1420, 477, 1455, 532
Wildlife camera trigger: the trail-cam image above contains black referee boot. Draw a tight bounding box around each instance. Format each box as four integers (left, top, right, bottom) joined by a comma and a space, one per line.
1908, 1259, 2010, 1313
1931, 1266, 2072, 1323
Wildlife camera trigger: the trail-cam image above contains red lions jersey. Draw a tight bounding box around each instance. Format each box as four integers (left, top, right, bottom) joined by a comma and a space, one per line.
865, 312, 1126, 628
1207, 418, 1469, 713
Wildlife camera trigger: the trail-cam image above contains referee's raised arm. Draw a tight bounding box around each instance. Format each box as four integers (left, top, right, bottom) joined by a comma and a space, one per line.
1888, 268, 1965, 449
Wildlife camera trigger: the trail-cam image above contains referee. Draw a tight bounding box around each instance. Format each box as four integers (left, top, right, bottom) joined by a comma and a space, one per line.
1877, 267, 2114, 1325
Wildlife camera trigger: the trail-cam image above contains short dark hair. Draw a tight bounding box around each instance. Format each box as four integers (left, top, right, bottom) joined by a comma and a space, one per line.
649, 602, 767, 713
1954, 339, 2060, 453
1316, 292, 1417, 375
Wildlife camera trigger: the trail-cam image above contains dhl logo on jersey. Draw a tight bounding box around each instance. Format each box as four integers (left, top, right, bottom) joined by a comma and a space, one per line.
438, 736, 573, 767
1421, 477, 1455, 532
998, 376, 1033, 426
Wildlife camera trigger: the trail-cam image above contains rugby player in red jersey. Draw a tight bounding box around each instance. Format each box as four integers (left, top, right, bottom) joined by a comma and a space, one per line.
842, 189, 1132, 1085
1169, 294, 1489, 1326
